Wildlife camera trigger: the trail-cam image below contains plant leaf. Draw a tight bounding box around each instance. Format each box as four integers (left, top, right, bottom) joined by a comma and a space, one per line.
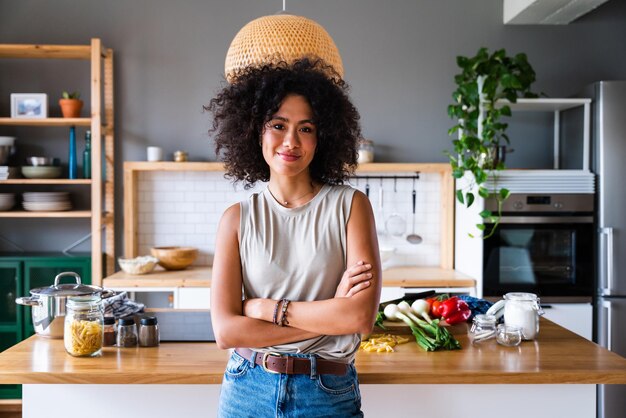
476, 223, 486, 231
456, 189, 464, 204
452, 169, 464, 179
479, 210, 492, 218
499, 188, 511, 200
466, 192, 475, 208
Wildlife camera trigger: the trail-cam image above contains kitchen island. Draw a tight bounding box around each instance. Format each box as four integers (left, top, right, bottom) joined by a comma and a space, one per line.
1, 320, 625, 418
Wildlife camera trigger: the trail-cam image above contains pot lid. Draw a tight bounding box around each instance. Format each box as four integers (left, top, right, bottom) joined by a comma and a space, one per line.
31, 283, 104, 297
28, 271, 104, 297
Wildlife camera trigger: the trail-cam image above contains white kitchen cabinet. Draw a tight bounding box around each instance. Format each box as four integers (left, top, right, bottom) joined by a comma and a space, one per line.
110, 287, 210, 309
379, 287, 404, 303
541, 303, 592, 340
176, 287, 211, 309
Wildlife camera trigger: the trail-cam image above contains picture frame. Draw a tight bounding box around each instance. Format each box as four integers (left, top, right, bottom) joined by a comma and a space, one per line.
10, 93, 48, 118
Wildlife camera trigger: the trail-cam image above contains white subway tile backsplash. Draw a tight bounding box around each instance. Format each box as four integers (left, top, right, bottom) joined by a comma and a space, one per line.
136, 171, 445, 267
183, 191, 206, 203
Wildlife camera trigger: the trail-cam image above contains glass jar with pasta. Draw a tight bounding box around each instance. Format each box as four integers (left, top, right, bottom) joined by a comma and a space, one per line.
64, 295, 104, 357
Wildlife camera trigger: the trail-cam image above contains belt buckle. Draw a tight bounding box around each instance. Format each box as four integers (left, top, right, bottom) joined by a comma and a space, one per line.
262, 352, 283, 374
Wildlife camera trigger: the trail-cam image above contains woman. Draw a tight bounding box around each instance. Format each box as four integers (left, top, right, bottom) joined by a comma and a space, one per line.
207, 58, 381, 417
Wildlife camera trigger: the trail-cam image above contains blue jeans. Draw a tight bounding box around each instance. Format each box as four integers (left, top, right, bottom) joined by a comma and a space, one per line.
218, 351, 363, 418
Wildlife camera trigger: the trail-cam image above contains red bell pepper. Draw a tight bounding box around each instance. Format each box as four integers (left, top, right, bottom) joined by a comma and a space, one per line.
439, 297, 472, 325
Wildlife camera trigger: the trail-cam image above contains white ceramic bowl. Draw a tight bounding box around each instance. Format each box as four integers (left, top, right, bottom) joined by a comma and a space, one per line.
118, 256, 159, 275
0, 136, 16, 146
21, 166, 63, 179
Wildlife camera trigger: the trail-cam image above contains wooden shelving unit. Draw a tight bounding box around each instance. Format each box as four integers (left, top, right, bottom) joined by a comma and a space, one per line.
0, 179, 91, 184
0, 117, 92, 127
0, 39, 115, 285
0, 211, 92, 218
123, 161, 455, 270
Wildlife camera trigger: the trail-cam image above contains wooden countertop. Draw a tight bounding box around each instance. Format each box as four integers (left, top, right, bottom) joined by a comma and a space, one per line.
1, 320, 625, 385
102, 266, 476, 289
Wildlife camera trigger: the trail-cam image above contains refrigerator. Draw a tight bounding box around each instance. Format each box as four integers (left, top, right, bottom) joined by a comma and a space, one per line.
581, 81, 626, 418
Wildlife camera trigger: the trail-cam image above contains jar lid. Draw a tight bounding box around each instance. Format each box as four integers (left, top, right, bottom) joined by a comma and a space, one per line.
473, 314, 496, 324
103, 316, 116, 325
140, 316, 158, 326
66, 295, 102, 309
119, 317, 136, 326
504, 292, 538, 301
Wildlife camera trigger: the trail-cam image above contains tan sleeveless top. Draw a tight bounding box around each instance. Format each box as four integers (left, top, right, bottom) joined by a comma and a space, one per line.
239, 184, 360, 362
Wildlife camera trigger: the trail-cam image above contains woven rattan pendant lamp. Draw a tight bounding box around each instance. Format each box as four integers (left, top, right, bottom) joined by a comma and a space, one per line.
224, 2, 343, 82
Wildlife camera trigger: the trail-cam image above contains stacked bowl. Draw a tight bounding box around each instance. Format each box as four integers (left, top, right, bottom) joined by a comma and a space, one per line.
0, 193, 16, 211
22, 156, 62, 179
22, 192, 72, 212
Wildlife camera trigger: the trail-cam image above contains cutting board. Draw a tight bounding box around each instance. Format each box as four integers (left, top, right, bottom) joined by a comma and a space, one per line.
373, 320, 469, 336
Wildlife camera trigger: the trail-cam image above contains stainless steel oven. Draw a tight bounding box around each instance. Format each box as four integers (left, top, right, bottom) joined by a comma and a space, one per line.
482, 194, 594, 298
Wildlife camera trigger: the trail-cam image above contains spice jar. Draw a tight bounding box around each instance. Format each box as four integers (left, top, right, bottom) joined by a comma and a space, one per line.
173, 150, 188, 162
116, 317, 138, 347
503, 292, 544, 340
64, 295, 104, 357
357, 139, 374, 164
496, 324, 522, 347
468, 314, 497, 345
103, 316, 117, 347
138, 316, 160, 347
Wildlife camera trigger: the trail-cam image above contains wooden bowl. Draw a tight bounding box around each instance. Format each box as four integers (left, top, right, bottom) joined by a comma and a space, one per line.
150, 246, 198, 270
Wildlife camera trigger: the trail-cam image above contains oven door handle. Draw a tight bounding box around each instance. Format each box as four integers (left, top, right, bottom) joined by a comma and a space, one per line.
485, 216, 594, 224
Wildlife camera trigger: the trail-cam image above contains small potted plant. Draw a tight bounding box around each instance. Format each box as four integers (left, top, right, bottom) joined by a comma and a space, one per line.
59, 91, 83, 118
447, 48, 538, 237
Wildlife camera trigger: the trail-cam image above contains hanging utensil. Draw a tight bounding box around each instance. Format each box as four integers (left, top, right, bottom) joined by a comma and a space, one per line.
365, 177, 370, 198
385, 177, 406, 237
407, 177, 423, 244
378, 178, 385, 235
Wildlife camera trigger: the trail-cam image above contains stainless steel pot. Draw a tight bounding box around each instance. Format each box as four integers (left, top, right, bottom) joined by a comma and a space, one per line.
15, 271, 115, 339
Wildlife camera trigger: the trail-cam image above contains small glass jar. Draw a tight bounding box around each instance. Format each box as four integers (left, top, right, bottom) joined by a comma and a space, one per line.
496, 324, 523, 347
103, 316, 117, 347
357, 139, 375, 164
503, 292, 544, 340
116, 317, 138, 347
64, 295, 104, 357
468, 314, 497, 345
173, 150, 188, 162
138, 316, 160, 347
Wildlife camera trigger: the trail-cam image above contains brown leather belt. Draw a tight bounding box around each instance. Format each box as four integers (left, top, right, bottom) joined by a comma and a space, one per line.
235, 348, 347, 376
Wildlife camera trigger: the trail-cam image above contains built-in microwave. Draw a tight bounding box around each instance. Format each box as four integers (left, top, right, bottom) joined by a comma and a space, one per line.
482, 194, 594, 298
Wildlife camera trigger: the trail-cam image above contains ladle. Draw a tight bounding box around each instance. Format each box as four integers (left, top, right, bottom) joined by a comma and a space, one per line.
406, 178, 423, 244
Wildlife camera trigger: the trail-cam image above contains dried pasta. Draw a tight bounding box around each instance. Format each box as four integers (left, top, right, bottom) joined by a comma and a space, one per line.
360, 333, 410, 353
64, 319, 103, 356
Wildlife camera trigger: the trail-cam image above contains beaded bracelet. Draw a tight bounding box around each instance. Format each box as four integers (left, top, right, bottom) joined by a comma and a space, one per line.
279, 299, 291, 327
272, 299, 284, 325
272, 299, 282, 325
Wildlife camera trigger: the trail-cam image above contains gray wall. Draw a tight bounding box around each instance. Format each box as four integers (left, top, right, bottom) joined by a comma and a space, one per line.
1, 0, 625, 255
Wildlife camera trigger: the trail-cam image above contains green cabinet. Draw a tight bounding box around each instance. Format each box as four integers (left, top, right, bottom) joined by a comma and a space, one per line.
0, 254, 91, 399
0, 261, 22, 399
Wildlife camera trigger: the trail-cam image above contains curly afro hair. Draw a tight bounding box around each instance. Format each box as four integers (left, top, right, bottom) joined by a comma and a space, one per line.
206, 58, 361, 188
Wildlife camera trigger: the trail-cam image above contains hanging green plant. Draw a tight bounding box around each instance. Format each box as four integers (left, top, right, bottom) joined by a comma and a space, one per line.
447, 47, 538, 238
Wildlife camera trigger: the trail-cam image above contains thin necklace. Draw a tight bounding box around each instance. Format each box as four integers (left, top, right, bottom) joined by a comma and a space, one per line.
269, 182, 316, 206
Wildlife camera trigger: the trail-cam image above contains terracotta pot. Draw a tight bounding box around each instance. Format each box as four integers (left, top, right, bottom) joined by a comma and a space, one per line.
59, 99, 83, 118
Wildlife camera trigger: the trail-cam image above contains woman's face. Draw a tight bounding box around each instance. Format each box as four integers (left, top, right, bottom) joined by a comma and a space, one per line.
261, 94, 317, 179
